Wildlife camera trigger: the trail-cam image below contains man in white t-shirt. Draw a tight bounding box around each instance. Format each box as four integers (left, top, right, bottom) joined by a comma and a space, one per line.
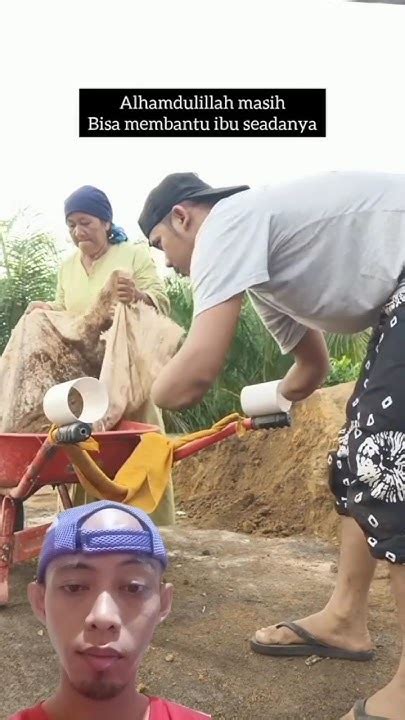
139, 171, 405, 719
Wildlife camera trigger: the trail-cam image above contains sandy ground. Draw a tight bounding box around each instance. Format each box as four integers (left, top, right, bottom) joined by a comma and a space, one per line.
1, 490, 400, 720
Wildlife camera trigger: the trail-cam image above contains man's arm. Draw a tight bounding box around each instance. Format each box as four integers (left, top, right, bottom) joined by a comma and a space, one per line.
279, 329, 330, 402
151, 294, 244, 409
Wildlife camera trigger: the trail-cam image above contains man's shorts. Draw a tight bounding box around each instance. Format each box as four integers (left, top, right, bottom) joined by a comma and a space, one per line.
328, 278, 405, 563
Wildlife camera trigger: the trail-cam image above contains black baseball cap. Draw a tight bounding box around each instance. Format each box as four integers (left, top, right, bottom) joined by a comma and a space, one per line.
138, 172, 250, 238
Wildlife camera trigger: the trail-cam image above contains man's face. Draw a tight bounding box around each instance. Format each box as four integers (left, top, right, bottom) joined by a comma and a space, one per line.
149, 203, 203, 276
28, 510, 172, 701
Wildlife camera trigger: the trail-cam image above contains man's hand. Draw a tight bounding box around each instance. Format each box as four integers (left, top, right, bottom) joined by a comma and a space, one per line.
25, 301, 51, 314
151, 294, 244, 409
278, 329, 330, 402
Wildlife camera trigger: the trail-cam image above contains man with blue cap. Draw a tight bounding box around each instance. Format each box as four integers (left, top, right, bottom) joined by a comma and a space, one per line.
8, 501, 211, 720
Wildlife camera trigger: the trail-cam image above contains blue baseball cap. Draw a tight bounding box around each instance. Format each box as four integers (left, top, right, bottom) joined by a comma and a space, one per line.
37, 501, 168, 583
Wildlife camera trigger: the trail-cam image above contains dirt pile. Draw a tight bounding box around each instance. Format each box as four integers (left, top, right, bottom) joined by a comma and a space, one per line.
173, 382, 353, 544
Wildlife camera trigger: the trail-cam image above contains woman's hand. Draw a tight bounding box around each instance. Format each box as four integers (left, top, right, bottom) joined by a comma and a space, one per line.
117, 276, 137, 304
116, 273, 154, 307
25, 301, 51, 314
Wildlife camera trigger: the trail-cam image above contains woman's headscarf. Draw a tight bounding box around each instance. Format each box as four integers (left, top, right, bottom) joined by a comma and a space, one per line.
64, 185, 128, 244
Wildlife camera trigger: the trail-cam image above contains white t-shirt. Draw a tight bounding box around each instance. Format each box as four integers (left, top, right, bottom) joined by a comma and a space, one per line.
190, 171, 405, 353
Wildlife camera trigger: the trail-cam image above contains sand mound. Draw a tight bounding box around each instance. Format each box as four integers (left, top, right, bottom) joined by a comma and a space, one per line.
173, 382, 353, 543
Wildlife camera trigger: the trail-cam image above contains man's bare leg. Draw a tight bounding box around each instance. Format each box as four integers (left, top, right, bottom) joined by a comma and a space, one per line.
341, 564, 405, 720
254, 516, 375, 652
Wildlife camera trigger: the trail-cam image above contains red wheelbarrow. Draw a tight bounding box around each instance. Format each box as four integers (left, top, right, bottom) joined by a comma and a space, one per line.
0, 412, 290, 606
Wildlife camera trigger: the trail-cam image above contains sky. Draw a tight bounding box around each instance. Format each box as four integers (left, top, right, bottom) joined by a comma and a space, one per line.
1, 0, 405, 271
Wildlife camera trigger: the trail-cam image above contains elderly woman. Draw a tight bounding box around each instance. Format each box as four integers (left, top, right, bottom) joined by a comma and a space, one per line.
27, 185, 174, 526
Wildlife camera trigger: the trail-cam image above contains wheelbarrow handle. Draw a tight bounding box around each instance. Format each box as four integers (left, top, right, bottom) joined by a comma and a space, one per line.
10, 422, 93, 500
173, 412, 291, 462
54, 423, 92, 444
251, 413, 291, 430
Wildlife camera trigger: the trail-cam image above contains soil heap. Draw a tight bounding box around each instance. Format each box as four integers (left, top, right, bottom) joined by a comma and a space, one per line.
173, 382, 354, 544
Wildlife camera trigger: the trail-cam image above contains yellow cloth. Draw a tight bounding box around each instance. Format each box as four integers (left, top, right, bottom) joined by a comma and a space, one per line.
51, 414, 246, 515
51, 242, 170, 316
69, 399, 176, 525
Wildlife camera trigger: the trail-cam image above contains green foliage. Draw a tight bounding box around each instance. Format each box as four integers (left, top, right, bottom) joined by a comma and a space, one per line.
326, 331, 369, 365
324, 355, 362, 387
164, 277, 366, 432
0, 212, 59, 353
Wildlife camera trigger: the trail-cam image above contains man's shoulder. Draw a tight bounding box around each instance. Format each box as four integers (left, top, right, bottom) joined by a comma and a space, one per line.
202, 187, 261, 227
151, 696, 211, 719
7, 704, 48, 720
195, 187, 270, 255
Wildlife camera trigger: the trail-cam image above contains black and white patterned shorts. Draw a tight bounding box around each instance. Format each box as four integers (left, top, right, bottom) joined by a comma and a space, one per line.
328, 278, 405, 564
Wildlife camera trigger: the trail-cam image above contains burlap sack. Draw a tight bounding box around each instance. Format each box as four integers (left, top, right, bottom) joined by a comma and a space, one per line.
0, 270, 183, 433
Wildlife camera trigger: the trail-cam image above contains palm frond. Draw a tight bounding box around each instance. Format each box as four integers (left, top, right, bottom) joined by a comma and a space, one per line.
0, 211, 60, 352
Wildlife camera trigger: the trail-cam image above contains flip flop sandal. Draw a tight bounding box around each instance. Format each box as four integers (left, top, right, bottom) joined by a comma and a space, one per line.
250, 621, 375, 661
352, 698, 389, 719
